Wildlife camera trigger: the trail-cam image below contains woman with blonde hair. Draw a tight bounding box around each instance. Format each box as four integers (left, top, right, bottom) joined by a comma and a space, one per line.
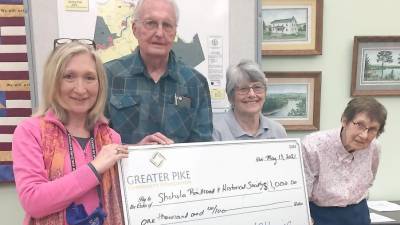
12, 39, 127, 225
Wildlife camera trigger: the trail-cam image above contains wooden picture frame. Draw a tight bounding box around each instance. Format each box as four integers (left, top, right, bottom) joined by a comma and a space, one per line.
351, 36, 400, 96
263, 72, 321, 131
261, 0, 323, 56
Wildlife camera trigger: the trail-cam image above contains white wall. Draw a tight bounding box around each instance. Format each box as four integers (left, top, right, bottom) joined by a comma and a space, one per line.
26, 0, 58, 108
263, 0, 400, 200
0, 184, 24, 224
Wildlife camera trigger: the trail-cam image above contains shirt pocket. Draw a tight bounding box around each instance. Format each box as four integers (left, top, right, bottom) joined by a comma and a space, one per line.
109, 94, 141, 138
163, 102, 194, 142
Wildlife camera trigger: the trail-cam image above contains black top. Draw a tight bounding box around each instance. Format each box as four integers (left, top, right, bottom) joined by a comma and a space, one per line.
74, 136, 89, 150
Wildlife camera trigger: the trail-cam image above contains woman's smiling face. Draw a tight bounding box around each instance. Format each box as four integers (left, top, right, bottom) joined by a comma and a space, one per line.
58, 53, 99, 119
233, 81, 266, 116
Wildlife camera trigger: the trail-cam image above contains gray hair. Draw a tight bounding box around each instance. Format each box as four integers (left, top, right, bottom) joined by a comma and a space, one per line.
133, 0, 179, 24
225, 59, 267, 105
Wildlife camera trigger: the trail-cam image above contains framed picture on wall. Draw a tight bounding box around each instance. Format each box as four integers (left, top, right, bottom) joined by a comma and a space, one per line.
351, 36, 400, 96
263, 72, 321, 131
261, 0, 323, 56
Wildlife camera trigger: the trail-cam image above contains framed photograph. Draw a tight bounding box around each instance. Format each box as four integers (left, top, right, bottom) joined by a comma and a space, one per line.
263, 72, 321, 131
261, 0, 323, 55
351, 36, 400, 96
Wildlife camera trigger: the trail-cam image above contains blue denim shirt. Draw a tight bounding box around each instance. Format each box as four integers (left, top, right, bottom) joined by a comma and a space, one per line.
104, 49, 213, 144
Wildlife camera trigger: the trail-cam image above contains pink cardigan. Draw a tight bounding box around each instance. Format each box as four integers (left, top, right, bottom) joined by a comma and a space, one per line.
12, 111, 121, 225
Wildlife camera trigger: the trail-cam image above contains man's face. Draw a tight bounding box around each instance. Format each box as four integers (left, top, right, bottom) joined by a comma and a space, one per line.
132, 0, 177, 60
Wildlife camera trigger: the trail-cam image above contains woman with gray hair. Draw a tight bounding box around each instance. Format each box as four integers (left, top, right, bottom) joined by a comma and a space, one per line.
213, 60, 287, 141
302, 96, 387, 225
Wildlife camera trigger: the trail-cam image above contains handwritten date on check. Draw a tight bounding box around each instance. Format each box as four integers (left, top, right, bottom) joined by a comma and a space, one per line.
118, 139, 311, 225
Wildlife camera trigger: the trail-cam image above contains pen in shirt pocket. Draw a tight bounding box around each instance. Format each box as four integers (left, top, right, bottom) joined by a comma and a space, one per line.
174, 93, 178, 105
174, 93, 191, 107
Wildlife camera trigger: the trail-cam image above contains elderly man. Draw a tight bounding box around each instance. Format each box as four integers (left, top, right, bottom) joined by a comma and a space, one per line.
104, 0, 213, 144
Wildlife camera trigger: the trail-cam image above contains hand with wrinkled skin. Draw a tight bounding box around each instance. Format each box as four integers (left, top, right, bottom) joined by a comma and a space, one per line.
137, 132, 174, 145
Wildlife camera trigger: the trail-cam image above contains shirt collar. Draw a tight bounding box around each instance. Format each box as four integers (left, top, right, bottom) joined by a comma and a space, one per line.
334, 128, 357, 163
131, 48, 179, 82
259, 114, 271, 130
226, 109, 269, 138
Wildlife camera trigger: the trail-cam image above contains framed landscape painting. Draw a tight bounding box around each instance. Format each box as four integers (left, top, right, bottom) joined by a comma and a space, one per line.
263, 72, 321, 131
261, 0, 323, 55
351, 36, 400, 96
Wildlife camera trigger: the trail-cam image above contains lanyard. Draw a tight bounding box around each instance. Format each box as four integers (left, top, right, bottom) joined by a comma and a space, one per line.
67, 132, 103, 206
67, 132, 96, 171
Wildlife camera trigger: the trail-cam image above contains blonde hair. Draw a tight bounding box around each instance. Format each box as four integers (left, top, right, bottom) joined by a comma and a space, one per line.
36, 41, 108, 129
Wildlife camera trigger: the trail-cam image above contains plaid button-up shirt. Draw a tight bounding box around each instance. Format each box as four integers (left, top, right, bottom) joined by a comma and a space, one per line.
104, 49, 213, 144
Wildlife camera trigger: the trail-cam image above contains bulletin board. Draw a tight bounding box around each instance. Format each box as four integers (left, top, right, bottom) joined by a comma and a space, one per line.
0, 0, 34, 183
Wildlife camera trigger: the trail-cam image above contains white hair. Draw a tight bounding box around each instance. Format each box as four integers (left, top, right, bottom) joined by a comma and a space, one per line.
133, 0, 179, 24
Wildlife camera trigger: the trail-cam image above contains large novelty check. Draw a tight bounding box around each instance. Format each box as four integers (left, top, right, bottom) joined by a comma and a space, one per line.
118, 139, 311, 225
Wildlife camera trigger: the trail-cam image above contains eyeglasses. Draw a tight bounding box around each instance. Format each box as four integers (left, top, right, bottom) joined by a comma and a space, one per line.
139, 19, 176, 33
236, 84, 266, 95
352, 121, 379, 136
53, 38, 96, 50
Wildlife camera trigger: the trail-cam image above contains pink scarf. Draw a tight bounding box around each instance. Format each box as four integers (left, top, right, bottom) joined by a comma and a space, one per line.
31, 119, 124, 225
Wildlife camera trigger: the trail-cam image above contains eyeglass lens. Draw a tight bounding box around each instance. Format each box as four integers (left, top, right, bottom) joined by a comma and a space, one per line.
352, 121, 378, 134
54, 38, 96, 49
142, 20, 175, 33
237, 84, 265, 94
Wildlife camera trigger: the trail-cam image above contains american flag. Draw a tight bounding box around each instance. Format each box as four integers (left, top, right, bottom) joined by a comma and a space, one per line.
0, 0, 32, 183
